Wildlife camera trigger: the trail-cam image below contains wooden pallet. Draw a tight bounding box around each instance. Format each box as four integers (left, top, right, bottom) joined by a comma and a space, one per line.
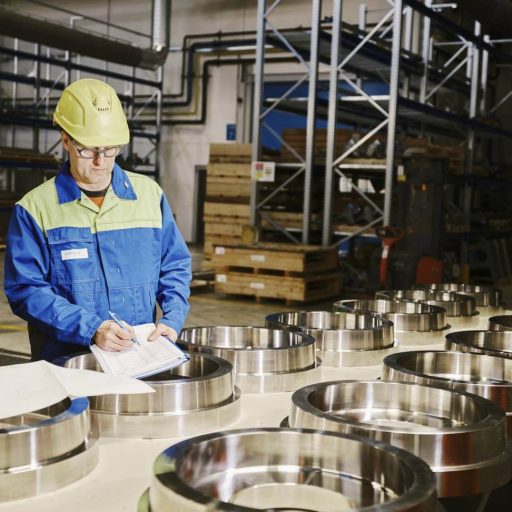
211, 243, 338, 273
204, 222, 245, 237
204, 202, 251, 219
214, 268, 341, 303
209, 143, 252, 164
206, 176, 251, 199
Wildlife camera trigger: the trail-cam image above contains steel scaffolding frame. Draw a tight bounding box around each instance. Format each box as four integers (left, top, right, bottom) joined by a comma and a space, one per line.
251, 0, 322, 244
0, 29, 164, 181
252, 0, 512, 270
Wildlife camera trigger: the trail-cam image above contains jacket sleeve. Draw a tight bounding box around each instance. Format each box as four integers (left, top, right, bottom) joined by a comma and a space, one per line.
156, 194, 192, 333
4, 204, 103, 345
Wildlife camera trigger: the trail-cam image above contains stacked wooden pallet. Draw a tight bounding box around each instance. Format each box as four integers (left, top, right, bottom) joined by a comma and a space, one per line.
204, 143, 252, 260
211, 243, 341, 304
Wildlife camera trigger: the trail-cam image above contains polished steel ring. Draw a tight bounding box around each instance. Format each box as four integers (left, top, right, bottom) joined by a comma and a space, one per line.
266, 310, 397, 367
446, 330, 512, 359
489, 315, 512, 331
57, 352, 241, 438
177, 326, 321, 393
334, 298, 449, 345
0, 397, 98, 502
383, 350, 512, 435
289, 380, 511, 498
140, 428, 440, 511
377, 289, 479, 328
416, 283, 502, 307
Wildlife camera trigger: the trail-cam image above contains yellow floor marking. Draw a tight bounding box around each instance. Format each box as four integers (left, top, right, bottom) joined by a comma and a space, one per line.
0, 323, 27, 331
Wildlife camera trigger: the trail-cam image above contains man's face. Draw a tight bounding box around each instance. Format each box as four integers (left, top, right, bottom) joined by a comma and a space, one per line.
61, 132, 117, 190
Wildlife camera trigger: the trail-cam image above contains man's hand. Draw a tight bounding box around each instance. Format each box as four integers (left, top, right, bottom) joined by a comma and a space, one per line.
93, 320, 135, 351
148, 323, 177, 342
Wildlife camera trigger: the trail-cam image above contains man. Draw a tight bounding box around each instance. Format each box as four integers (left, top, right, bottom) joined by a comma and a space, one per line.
4, 78, 191, 361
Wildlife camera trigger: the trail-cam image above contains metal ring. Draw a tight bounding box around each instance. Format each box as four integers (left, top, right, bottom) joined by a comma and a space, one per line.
289, 380, 511, 498
55, 352, 241, 438
177, 326, 321, 393
489, 315, 512, 331
0, 397, 98, 502
143, 428, 440, 512
383, 350, 512, 436
415, 283, 503, 308
377, 289, 478, 317
446, 330, 512, 359
334, 298, 449, 345
266, 310, 397, 367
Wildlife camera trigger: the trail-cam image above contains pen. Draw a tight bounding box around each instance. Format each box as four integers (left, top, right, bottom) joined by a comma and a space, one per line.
108, 310, 141, 346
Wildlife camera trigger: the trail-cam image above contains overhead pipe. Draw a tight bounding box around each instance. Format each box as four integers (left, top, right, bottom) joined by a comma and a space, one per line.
161, 56, 295, 126
0, 5, 169, 70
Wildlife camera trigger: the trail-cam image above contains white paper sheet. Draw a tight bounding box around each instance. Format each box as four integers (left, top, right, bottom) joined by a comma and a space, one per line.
0, 361, 67, 420
47, 362, 154, 397
0, 360, 154, 421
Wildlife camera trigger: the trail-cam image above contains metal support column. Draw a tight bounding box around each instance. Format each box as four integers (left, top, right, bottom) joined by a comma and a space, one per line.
250, 0, 266, 227
302, 0, 322, 244
322, 0, 343, 246
383, 0, 403, 226
461, 21, 481, 269
419, 0, 432, 103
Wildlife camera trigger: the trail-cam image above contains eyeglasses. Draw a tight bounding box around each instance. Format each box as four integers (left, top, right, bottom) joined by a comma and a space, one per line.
70, 139, 123, 159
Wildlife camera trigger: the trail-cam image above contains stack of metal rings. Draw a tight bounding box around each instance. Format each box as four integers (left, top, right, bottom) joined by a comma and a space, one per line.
383, 350, 512, 434
177, 326, 321, 393
56, 352, 241, 438
334, 298, 449, 345
0, 397, 98, 502
288, 380, 511, 499
265, 310, 398, 367
139, 428, 441, 511
377, 289, 479, 328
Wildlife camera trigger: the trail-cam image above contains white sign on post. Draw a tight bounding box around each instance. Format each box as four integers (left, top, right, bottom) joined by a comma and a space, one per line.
251, 161, 275, 182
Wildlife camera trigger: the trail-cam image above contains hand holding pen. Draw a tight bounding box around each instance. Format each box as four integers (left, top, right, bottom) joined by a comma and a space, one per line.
92, 312, 139, 352
108, 311, 141, 346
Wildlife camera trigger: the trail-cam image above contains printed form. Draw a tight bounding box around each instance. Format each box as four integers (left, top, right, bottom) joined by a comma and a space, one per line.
90, 323, 188, 378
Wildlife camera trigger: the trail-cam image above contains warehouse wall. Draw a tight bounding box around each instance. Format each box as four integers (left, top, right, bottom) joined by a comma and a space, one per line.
3, 0, 400, 241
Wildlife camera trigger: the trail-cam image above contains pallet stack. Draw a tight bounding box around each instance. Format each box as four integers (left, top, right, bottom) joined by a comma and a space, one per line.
204, 144, 252, 261
211, 243, 341, 304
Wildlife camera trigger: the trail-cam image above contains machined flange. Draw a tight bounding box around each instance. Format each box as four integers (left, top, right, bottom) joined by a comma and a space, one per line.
383, 350, 512, 435
140, 428, 440, 512
266, 310, 397, 367
489, 315, 512, 331
416, 283, 502, 311
57, 352, 241, 438
446, 330, 512, 359
377, 289, 479, 329
177, 326, 321, 393
334, 298, 449, 345
0, 397, 98, 502
289, 380, 511, 498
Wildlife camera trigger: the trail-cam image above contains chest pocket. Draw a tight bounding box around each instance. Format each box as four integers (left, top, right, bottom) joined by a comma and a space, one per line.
47, 227, 99, 284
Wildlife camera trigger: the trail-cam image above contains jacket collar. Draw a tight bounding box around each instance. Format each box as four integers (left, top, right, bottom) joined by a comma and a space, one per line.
55, 161, 137, 204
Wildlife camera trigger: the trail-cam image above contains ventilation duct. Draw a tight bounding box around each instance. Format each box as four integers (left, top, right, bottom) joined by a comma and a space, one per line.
0, 5, 169, 70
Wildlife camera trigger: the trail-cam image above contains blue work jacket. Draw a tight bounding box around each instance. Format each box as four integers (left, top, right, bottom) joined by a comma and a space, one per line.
4, 162, 191, 361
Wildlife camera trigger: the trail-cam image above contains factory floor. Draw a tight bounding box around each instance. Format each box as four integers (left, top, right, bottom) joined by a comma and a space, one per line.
1, 247, 511, 511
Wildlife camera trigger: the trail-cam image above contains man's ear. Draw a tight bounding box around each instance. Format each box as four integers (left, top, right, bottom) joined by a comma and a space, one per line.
61, 131, 70, 152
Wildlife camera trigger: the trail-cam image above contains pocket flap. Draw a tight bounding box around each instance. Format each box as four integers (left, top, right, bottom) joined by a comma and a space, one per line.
47, 227, 93, 244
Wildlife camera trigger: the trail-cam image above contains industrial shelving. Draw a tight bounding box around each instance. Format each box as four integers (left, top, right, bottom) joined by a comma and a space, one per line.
251, 0, 512, 282
0, 3, 165, 197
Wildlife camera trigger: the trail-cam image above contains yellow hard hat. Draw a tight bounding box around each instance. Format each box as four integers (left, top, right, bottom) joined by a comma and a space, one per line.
53, 78, 130, 147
